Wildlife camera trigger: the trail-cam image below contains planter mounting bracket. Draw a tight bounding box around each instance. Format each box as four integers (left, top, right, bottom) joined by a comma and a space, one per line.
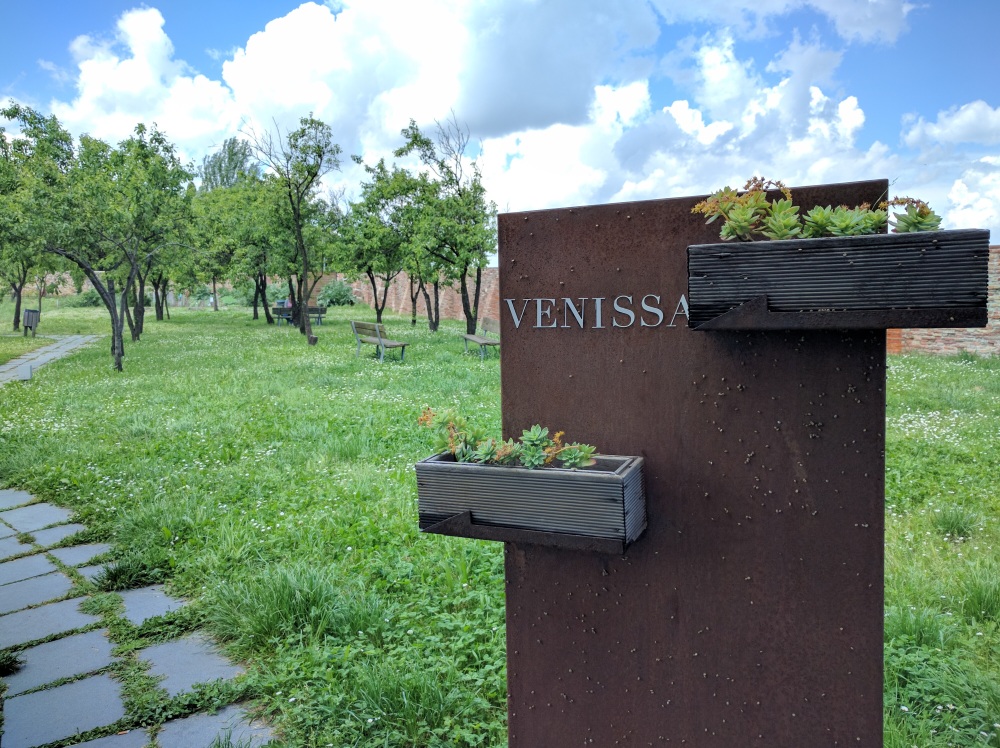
421, 511, 628, 554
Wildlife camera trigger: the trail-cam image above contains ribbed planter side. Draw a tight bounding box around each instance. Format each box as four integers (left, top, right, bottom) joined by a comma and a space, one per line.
415, 453, 646, 546
687, 228, 990, 329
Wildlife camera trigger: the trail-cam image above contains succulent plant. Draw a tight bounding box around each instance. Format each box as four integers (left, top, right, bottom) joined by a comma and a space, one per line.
890, 202, 942, 233
420, 408, 597, 469
760, 198, 802, 240
693, 178, 940, 241
802, 205, 835, 238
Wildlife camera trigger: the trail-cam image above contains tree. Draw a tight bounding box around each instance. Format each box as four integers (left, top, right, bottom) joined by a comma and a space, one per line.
0, 106, 66, 331
200, 137, 258, 191
246, 116, 341, 344
338, 160, 419, 323
395, 114, 496, 334
3, 103, 192, 371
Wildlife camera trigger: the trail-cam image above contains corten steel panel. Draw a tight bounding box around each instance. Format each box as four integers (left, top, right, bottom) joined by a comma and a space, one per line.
499, 180, 887, 746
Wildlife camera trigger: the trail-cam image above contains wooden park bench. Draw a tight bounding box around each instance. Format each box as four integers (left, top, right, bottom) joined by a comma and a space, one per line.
271, 306, 326, 325
272, 306, 293, 325
350, 320, 408, 363
462, 317, 500, 360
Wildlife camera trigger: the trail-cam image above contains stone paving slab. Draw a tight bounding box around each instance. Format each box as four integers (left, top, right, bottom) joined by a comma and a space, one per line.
2, 629, 115, 697
1, 673, 126, 748
0, 553, 58, 586
0, 335, 101, 386
31, 522, 87, 547
0, 597, 99, 649
119, 584, 186, 626
68, 730, 150, 747
0, 534, 33, 560
0, 489, 33, 510
49, 543, 112, 567
0, 523, 16, 540
139, 633, 243, 697
0, 571, 73, 615
77, 563, 107, 582
156, 704, 274, 747
0, 503, 73, 532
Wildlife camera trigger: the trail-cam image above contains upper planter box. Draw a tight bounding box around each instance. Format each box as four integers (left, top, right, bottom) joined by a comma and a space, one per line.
687, 229, 990, 331
416, 453, 646, 554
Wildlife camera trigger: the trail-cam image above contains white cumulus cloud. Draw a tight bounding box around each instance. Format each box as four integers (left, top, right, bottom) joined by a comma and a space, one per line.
903, 101, 1000, 148
50, 7, 240, 158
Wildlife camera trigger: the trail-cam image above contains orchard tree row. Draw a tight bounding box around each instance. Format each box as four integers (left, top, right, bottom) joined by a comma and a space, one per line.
0, 103, 496, 370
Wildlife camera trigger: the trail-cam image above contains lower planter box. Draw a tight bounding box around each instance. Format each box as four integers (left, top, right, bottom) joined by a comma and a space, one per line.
687, 228, 990, 330
415, 453, 646, 553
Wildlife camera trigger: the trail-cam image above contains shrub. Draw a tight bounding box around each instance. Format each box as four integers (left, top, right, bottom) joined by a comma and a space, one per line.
61, 289, 102, 308
318, 279, 356, 307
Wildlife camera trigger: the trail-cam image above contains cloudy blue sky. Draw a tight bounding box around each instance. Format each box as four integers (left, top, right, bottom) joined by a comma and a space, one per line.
2, 1, 998, 239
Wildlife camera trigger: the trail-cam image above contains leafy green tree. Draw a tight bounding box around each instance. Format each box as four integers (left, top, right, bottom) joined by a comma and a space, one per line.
395, 114, 497, 334
338, 159, 420, 323
247, 116, 341, 343
3, 103, 191, 370
0, 105, 66, 330
200, 137, 259, 191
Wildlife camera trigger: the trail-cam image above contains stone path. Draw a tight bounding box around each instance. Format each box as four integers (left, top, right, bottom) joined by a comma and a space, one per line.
0, 335, 101, 385
0, 489, 275, 747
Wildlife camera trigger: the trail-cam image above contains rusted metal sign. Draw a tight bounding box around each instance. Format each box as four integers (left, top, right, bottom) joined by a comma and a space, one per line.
498, 180, 887, 746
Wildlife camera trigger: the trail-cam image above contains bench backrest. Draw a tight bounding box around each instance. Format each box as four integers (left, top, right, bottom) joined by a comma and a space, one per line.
306, 306, 326, 314
481, 317, 500, 337
351, 320, 385, 340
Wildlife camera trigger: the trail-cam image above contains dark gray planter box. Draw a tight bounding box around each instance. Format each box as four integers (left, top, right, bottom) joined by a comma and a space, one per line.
416, 453, 646, 553
687, 228, 990, 330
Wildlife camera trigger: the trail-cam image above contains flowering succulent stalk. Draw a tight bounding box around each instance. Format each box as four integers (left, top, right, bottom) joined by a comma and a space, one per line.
888, 198, 942, 233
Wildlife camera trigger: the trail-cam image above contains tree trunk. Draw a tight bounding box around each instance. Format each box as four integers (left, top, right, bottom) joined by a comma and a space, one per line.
107, 278, 125, 372
297, 275, 307, 335
134, 275, 146, 336
7, 261, 28, 331
459, 265, 482, 334
420, 278, 441, 332
11, 285, 22, 332
260, 273, 274, 324
211, 277, 219, 311
44, 246, 127, 370
292, 210, 316, 344
124, 297, 137, 342
366, 270, 387, 323
251, 280, 260, 320
286, 277, 299, 326
153, 278, 167, 322
409, 276, 421, 326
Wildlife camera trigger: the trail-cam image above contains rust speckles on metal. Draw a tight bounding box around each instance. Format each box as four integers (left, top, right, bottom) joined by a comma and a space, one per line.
499, 181, 887, 746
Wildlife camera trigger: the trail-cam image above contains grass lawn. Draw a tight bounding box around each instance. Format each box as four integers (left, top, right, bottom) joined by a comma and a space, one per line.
0, 302, 998, 746
0, 334, 52, 366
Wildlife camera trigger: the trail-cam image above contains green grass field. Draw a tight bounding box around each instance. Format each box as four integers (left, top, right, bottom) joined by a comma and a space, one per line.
1, 302, 998, 746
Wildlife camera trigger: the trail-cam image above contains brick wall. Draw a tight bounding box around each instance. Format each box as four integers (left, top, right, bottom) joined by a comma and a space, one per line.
894, 244, 1000, 355
348, 268, 501, 326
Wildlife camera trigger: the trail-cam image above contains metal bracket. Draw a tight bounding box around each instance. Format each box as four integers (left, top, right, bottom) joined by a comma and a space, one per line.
421, 511, 628, 554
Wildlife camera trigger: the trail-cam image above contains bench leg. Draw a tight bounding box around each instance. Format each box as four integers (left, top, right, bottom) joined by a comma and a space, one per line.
480, 343, 485, 361
378, 344, 385, 364
356, 339, 361, 357
400, 346, 405, 363
463, 338, 470, 354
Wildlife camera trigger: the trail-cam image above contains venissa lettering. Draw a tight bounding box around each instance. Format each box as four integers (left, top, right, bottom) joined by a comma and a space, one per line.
504, 294, 689, 330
